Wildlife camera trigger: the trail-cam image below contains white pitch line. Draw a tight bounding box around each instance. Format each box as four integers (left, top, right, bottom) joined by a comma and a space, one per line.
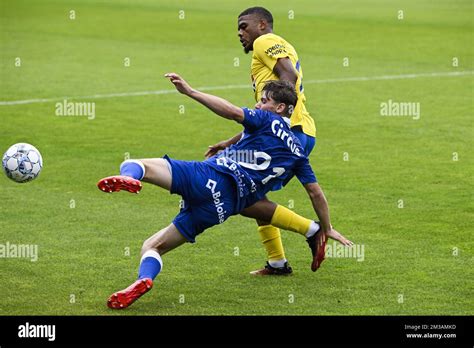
0, 70, 472, 106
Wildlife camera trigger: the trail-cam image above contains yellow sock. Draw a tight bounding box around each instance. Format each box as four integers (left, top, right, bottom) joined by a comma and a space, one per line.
258, 225, 286, 261
270, 205, 311, 236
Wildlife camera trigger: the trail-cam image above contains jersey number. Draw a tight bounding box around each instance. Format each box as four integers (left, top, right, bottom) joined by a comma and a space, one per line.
237, 152, 286, 185
262, 167, 286, 185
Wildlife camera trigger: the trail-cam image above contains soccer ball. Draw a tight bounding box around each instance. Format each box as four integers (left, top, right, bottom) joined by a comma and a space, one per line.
2, 143, 43, 183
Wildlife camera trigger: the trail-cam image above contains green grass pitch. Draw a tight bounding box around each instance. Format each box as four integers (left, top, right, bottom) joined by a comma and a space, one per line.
0, 0, 472, 315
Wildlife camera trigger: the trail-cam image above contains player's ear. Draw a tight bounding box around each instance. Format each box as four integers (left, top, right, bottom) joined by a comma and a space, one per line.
276, 103, 286, 115
258, 19, 266, 31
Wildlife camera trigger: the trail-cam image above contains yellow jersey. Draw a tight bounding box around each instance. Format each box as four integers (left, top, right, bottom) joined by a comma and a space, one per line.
251, 33, 316, 137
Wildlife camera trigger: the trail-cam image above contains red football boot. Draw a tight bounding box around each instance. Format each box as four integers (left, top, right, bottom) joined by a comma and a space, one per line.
306, 222, 327, 272
107, 278, 153, 309
97, 175, 142, 194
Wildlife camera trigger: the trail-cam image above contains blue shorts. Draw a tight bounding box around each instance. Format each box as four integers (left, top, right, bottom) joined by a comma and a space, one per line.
164, 156, 238, 243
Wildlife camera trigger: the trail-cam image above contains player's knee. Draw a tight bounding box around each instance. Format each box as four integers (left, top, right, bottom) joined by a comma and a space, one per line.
256, 219, 271, 226
139, 158, 162, 169
141, 238, 155, 255
141, 237, 166, 256
136, 159, 150, 170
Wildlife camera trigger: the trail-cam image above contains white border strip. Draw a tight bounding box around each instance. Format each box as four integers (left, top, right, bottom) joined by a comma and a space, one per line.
1, 70, 472, 106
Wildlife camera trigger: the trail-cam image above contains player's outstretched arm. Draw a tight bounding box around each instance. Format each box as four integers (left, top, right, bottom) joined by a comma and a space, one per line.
205, 132, 243, 158
303, 182, 334, 251
165, 73, 244, 122
304, 182, 332, 233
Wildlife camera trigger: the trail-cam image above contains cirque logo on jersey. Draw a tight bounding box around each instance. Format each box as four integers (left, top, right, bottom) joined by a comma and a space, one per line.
271, 119, 302, 156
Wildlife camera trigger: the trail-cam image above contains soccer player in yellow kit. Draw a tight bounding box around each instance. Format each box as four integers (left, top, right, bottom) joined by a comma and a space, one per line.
206, 7, 320, 275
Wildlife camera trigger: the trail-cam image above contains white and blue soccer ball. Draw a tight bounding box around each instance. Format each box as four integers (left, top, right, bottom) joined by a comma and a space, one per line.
2, 143, 43, 183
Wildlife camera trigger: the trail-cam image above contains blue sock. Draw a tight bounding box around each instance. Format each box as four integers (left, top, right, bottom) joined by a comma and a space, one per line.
120, 160, 145, 180
138, 250, 163, 280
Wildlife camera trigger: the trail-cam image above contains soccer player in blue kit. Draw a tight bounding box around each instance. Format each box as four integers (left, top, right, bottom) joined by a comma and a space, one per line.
97, 73, 352, 309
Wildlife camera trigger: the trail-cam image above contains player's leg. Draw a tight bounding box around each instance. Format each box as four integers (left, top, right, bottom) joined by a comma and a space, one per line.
140, 158, 172, 190
242, 199, 317, 237
106, 160, 238, 309
253, 220, 291, 275
97, 158, 172, 193
238, 196, 290, 275
242, 192, 353, 271
242, 199, 325, 272
141, 223, 187, 256
107, 223, 186, 309
248, 129, 316, 275
135, 223, 186, 284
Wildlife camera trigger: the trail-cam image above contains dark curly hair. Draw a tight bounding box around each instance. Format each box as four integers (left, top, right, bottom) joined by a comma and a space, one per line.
262, 80, 298, 116
238, 7, 273, 28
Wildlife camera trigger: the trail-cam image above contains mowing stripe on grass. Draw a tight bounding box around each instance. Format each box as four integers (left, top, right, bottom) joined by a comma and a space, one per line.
1, 70, 472, 106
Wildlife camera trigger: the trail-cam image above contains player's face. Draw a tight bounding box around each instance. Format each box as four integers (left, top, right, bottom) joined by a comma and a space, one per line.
255, 92, 286, 115
237, 15, 261, 54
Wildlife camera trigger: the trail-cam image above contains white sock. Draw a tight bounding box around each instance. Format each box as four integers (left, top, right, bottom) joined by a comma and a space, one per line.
141, 249, 163, 266
305, 221, 320, 238
268, 259, 287, 268
138, 249, 163, 280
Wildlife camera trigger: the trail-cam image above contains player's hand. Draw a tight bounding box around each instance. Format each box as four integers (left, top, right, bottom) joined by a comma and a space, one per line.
325, 227, 354, 247
204, 141, 228, 158
164, 73, 193, 95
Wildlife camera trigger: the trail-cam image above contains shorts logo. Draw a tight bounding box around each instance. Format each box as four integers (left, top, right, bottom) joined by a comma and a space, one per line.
206, 179, 226, 223
205, 179, 217, 192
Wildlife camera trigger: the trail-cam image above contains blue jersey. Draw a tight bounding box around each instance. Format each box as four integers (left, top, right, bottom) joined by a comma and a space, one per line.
165, 108, 317, 242
205, 108, 317, 204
